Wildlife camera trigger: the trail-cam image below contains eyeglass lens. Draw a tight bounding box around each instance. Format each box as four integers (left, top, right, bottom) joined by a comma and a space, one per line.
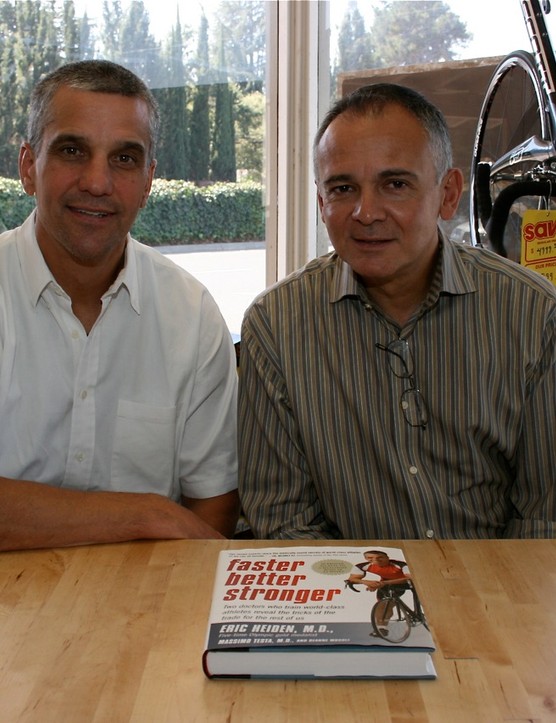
377, 339, 428, 429
384, 339, 413, 378
401, 388, 428, 428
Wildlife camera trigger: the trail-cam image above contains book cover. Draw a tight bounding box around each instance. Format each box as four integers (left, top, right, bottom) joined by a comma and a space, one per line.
202, 545, 436, 680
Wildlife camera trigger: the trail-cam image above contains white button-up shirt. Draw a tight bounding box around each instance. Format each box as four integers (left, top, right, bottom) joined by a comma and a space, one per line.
0, 213, 238, 500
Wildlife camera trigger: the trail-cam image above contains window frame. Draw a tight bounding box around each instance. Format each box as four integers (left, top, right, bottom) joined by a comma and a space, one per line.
264, 0, 331, 286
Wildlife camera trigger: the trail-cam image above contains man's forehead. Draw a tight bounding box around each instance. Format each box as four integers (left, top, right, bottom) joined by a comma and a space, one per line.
43, 88, 151, 144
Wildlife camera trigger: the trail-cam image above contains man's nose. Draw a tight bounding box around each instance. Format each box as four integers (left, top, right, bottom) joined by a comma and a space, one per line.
352, 188, 384, 223
78, 156, 114, 195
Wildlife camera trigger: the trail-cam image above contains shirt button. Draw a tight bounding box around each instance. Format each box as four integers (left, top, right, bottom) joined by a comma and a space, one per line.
71, 330, 80, 339
425, 529, 435, 539
401, 400, 410, 410
80, 390, 88, 400
75, 452, 85, 463
409, 466, 418, 475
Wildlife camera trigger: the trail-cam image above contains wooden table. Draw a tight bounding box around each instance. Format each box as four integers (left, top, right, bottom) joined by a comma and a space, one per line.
0, 539, 554, 722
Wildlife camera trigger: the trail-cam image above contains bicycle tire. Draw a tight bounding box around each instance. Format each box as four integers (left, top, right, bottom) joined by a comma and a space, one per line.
371, 598, 411, 643
469, 49, 556, 260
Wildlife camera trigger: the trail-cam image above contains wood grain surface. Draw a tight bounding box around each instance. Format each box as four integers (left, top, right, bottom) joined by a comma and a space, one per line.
0, 539, 554, 722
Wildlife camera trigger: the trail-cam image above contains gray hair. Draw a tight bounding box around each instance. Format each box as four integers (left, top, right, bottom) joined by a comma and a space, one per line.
26, 59, 160, 163
313, 83, 453, 182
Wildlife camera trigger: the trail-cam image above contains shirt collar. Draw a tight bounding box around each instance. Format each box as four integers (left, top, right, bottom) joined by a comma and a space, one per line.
330, 255, 361, 302
18, 213, 53, 306
106, 236, 141, 314
329, 228, 477, 304
18, 211, 140, 314
438, 231, 477, 296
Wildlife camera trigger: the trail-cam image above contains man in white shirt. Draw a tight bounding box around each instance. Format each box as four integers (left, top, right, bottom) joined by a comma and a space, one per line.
0, 60, 239, 549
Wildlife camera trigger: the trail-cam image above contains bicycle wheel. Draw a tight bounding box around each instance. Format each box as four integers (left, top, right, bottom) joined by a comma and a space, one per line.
469, 49, 556, 261
371, 598, 411, 643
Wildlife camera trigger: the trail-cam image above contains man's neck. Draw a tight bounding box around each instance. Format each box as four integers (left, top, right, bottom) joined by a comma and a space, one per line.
40, 244, 126, 334
364, 241, 442, 328
365, 283, 427, 328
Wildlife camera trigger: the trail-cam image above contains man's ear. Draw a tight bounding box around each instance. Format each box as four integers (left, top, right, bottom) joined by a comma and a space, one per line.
316, 181, 325, 221
439, 168, 464, 221
19, 143, 37, 197
140, 159, 156, 209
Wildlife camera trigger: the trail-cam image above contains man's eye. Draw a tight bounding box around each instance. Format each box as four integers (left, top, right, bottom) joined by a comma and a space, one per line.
115, 153, 139, 166
331, 184, 352, 194
60, 146, 80, 156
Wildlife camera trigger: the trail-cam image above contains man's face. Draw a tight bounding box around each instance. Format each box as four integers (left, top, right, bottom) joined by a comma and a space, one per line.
316, 104, 460, 296
364, 553, 390, 566
19, 86, 155, 268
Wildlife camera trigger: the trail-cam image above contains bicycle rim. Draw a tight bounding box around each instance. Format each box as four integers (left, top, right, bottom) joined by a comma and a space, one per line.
371, 599, 411, 643
469, 50, 555, 260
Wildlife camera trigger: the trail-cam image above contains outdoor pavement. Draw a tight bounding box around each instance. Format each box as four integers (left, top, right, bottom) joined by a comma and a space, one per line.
158, 242, 266, 341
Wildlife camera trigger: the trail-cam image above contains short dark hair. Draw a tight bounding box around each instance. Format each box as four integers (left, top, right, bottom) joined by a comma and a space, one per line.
26, 59, 160, 162
313, 83, 453, 181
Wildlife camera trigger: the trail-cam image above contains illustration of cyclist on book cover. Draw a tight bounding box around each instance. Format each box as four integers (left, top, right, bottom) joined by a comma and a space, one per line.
344, 549, 429, 643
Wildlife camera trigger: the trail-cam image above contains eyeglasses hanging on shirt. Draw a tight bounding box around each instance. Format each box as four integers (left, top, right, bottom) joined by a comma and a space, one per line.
375, 339, 429, 430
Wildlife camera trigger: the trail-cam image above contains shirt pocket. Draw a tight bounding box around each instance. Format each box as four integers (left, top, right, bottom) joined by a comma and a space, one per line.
111, 400, 176, 495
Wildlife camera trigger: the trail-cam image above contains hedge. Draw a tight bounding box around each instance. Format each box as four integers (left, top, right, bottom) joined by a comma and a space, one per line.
0, 178, 36, 232
0, 177, 265, 245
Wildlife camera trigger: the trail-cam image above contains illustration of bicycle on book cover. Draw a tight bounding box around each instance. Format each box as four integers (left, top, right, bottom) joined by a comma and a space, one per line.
344, 549, 429, 643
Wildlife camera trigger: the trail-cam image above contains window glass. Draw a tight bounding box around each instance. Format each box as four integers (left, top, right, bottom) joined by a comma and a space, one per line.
3, 1, 553, 334
328, 0, 537, 240
0, 0, 267, 340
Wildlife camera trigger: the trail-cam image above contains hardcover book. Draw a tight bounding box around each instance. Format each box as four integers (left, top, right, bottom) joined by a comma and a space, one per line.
202, 545, 436, 679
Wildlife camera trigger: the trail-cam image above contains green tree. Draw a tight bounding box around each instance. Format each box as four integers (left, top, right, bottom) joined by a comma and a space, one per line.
101, 0, 123, 58
114, 0, 162, 86
0, 1, 19, 176
77, 11, 95, 61
189, 14, 211, 182
234, 89, 263, 182
370, 0, 471, 67
0, 0, 63, 176
63, 0, 81, 62
211, 32, 236, 182
335, 1, 375, 74
155, 12, 189, 179
213, 0, 266, 90
208, 0, 266, 181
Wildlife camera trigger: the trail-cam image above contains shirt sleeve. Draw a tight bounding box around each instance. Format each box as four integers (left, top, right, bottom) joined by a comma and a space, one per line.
507, 305, 556, 538
238, 301, 339, 539
177, 289, 238, 499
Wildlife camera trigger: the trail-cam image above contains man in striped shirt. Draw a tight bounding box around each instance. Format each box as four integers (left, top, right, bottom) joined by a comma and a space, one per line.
238, 83, 556, 540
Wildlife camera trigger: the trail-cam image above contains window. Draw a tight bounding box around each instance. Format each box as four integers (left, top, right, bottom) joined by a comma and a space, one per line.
327, 0, 533, 243
0, 0, 269, 339
0, 0, 550, 336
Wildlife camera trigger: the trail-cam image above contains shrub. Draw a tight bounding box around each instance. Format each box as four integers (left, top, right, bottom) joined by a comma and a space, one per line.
0, 177, 265, 245
0, 178, 36, 231
133, 179, 265, 245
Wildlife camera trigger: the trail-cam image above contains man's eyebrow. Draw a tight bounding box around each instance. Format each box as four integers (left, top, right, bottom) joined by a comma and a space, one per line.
321, 173, 354, 187
377, 168, 419, 181
322, 169, 420, 187
47, 132, 87, 148
115, 140, 148, 157
47, 133, 147, 155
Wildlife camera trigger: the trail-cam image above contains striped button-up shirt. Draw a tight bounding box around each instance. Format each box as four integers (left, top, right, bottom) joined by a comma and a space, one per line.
238, 235, 556, 539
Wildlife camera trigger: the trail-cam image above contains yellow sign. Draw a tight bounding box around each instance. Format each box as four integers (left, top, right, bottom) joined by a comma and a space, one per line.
521, 210, 556, 286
